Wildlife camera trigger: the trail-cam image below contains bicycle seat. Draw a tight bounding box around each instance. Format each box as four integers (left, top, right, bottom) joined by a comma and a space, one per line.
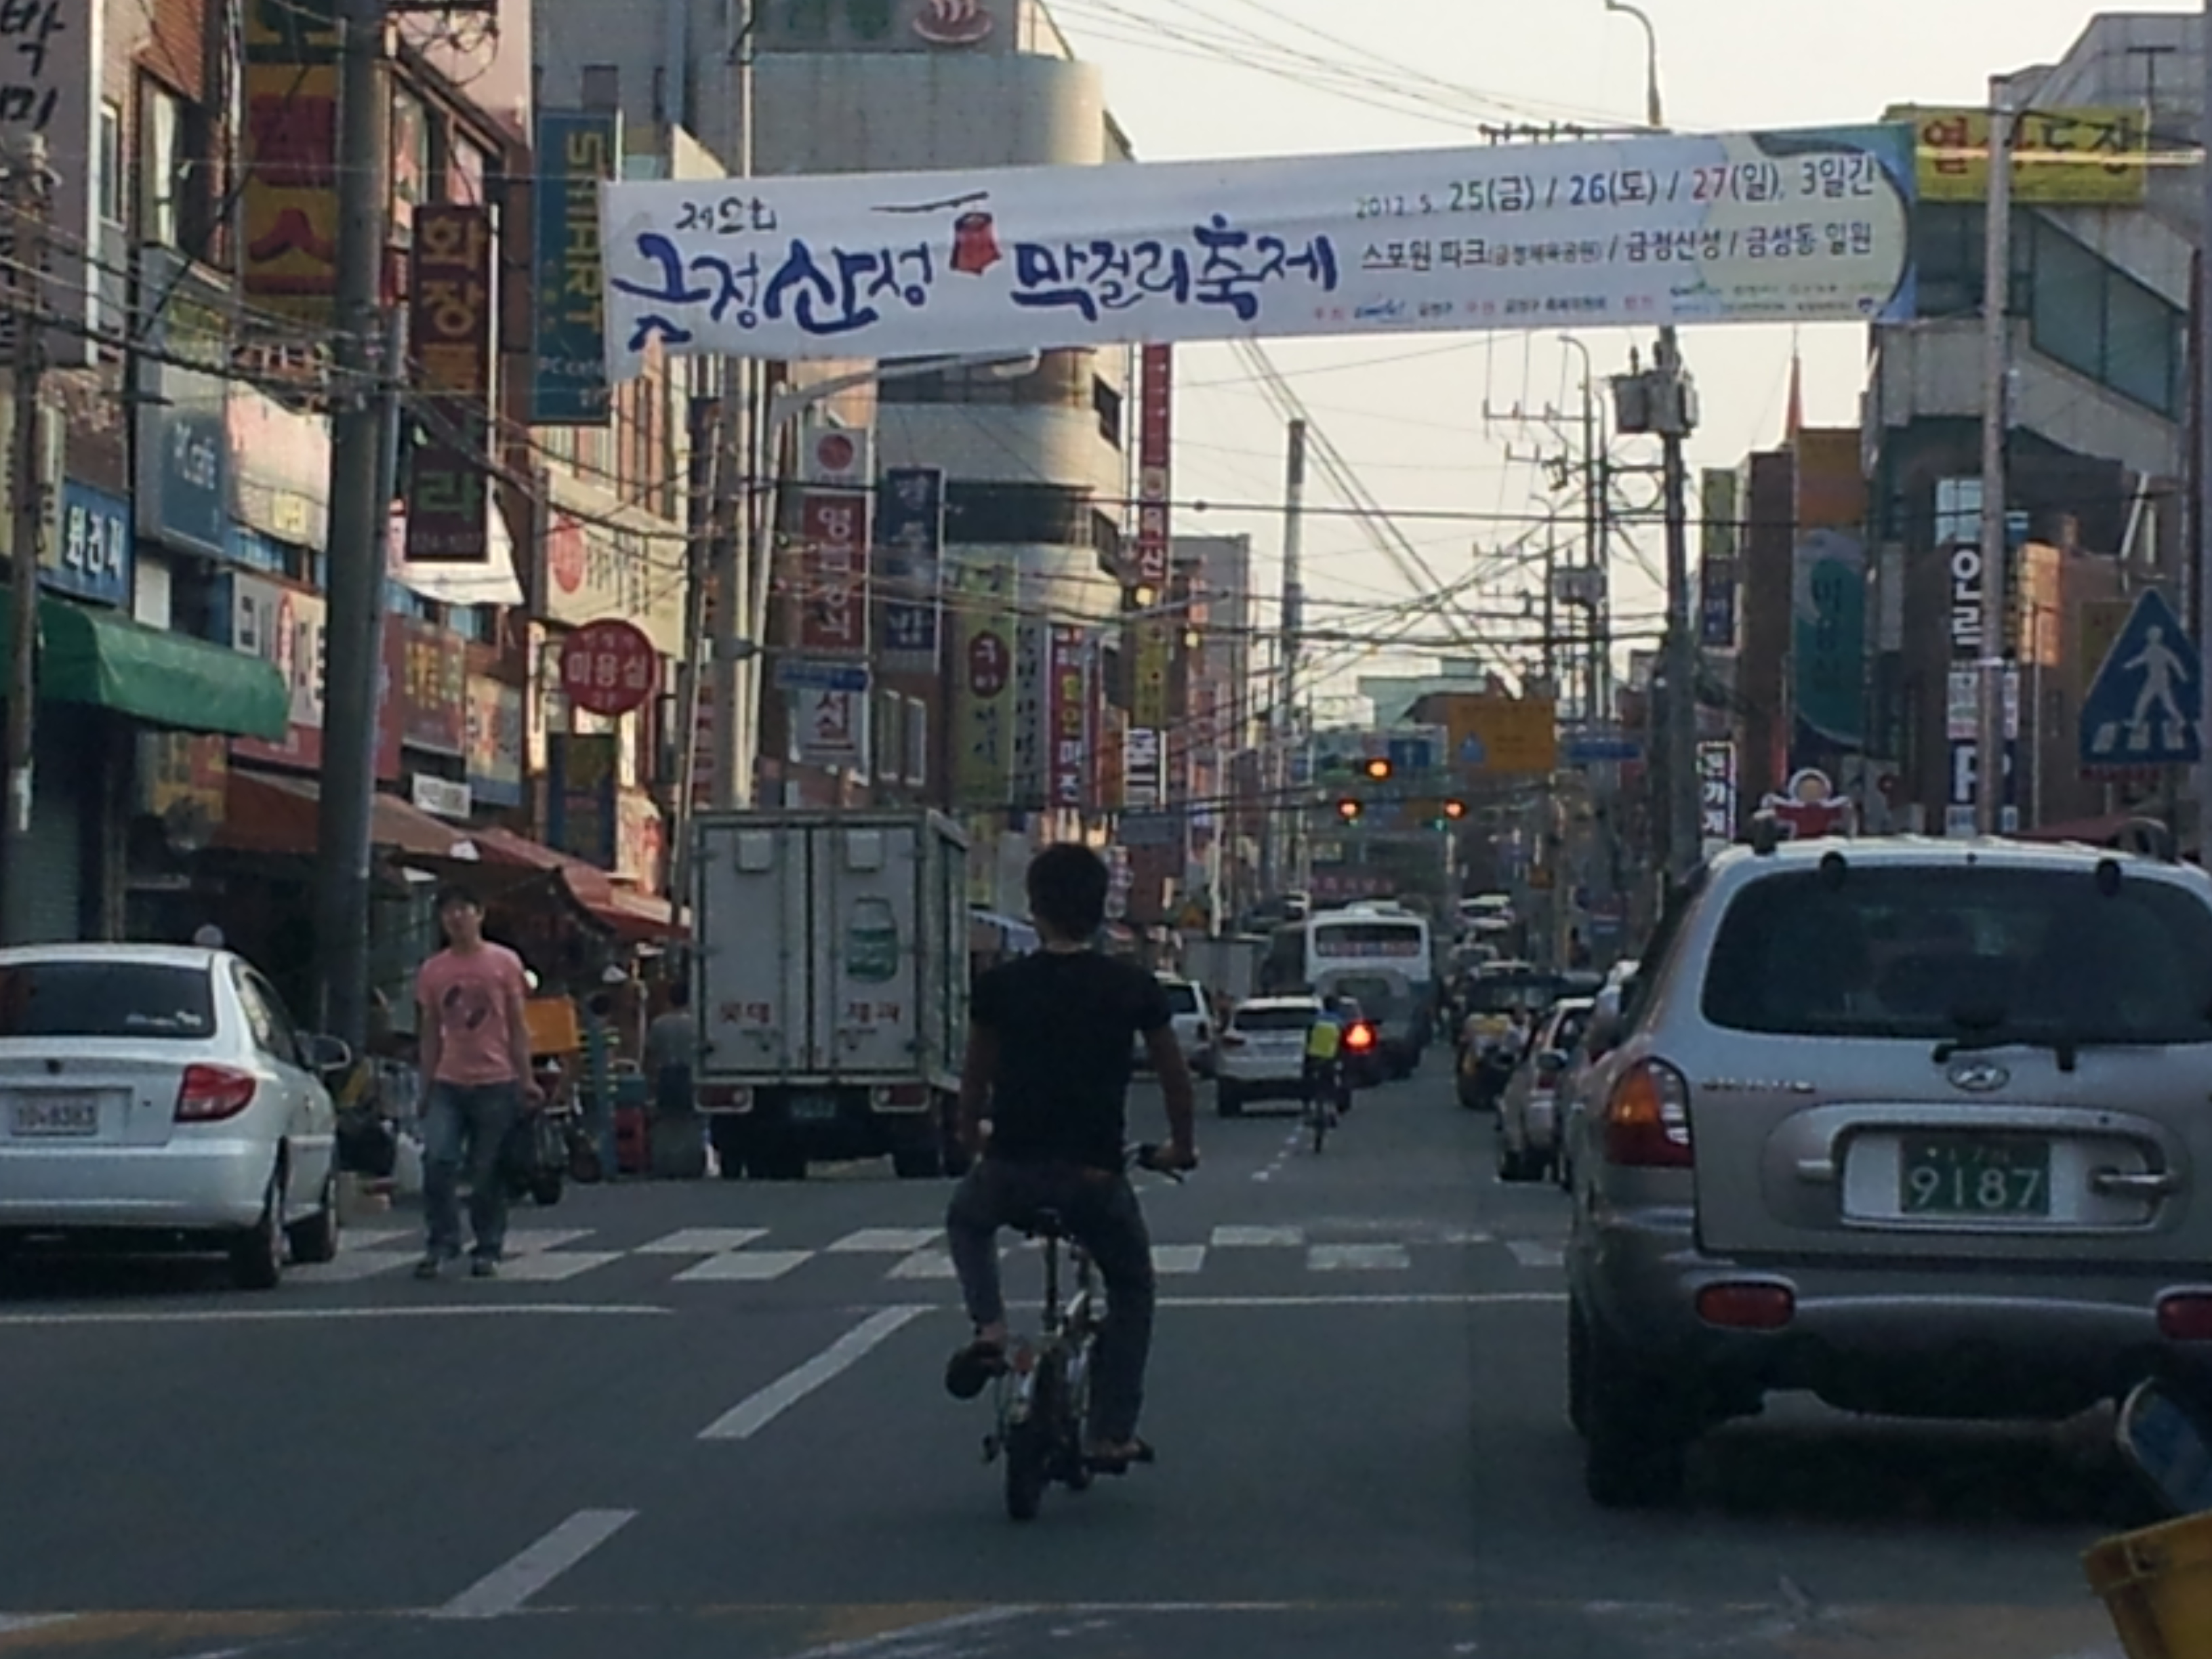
1018, 1206, 1069, 1241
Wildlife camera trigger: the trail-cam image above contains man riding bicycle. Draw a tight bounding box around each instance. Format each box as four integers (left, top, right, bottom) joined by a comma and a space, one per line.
1303, 994, 1350, 1122
942, 844, 1200, 1471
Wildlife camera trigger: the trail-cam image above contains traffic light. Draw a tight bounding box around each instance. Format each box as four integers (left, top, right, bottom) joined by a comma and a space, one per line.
1364, 758, 1393, 781
1335, 797, 1364, 821
1442, 798, 1467, 821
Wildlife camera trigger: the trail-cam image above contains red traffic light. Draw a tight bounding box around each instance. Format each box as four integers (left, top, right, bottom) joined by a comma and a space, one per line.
1364, 758, 1392, 781
1336, 798, 1363, 821
1443, 799, 1467, 819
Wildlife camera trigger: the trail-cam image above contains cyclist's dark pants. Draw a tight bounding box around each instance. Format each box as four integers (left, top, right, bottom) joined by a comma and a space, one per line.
947, 1158, 1156, 1444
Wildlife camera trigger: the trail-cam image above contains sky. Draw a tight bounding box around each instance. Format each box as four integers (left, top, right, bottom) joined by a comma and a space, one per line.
1044, 0, 2199, 722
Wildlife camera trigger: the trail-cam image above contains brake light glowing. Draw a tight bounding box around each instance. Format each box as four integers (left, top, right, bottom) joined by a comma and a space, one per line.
1603, 1061, 1693, 1168
2159, 1294, 2212, 1343
175, 1064, 257, 1122
1345, 1023, 1376, 1052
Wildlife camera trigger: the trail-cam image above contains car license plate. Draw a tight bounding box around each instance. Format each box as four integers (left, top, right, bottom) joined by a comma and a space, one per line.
789, 1093, 839, 1124
9, 1094, 100, 1137
1900, 1134, 2051, 1217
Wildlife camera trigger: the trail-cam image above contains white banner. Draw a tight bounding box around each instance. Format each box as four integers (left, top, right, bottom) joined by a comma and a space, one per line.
600, 124, 1916, 373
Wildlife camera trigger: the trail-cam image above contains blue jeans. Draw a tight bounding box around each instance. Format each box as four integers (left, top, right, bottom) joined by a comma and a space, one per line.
422, 1082, 520, 1261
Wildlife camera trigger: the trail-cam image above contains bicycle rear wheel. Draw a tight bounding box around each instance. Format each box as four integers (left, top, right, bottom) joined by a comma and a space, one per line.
1309, 1097, 1329, 1154
1004, 1366, 1057, 1520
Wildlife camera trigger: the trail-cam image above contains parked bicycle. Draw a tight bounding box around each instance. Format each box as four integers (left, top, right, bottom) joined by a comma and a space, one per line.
981, 1144, 1185, 1521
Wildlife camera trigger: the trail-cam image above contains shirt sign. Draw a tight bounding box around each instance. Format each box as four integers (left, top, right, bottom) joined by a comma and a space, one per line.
601, 123, 1917, 371
43, 478, 131, 607
405, 203, 495, 562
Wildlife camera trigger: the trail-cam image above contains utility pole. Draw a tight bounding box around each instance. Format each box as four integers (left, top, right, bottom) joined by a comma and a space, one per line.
1, 135, 52, 947
1975, 77, 2013, 838
311, 0, 392, 1052
1278, 417, 1308, 899
1656, 328, 1700, 878
2195, 0, 2212, 851
711, 0, 759, 812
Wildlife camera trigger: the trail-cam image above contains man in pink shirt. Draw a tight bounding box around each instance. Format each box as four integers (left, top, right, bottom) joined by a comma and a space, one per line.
413, 884, 541, 1279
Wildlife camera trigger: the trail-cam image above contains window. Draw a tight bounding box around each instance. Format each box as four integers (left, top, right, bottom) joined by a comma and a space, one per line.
0, 961, 215, 1039
1092, 375, 1123, 446
945, 481, 1096, 546
390, 85, 429, 241
1234, 1005, 1320, 1033
1160, 982, 1201, 1015
1311, 922, 1425, 959
245, 970, 304, 1062
96, 102, 123, 224
138, 79, 185, 246
2026, 218, 2184, 417
1701, 866, 2212, 1043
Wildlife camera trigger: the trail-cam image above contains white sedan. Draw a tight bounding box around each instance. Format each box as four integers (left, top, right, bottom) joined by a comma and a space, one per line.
0, 944, 349, 1288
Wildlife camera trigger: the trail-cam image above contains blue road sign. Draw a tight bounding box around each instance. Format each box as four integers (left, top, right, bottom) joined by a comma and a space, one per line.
1563, 735, 1643, 764
775, 658, 872, 694
1458, 735, 1488, 768
2080, 589, 2202, 771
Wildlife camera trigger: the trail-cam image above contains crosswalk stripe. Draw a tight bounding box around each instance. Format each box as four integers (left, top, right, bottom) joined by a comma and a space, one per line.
493, 1252, 627, 1282
1210, 1225, 1305, 1248
1507, 1241, 1563, 1269
825, 1227, 943, 1254
888, 1250, 959, 1281
1308, 1244, 1411, 1271
636, 1227, 771, 1255
1153, 1246, 1208, 1275
674, 1250, 813, 1283
341, 1228, 414, 1250
292, 1250, 418, 1283
502, 1229, 597, 1256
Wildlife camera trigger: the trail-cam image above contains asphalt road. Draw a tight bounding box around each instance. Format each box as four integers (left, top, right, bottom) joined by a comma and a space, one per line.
0, 1055, 2146, 1659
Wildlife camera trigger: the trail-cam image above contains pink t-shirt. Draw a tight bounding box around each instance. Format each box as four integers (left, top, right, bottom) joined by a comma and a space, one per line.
416, 944, 530, 1086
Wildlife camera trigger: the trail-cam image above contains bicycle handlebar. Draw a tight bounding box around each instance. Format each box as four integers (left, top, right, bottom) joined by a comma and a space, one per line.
1130, 1143, 1193, 1183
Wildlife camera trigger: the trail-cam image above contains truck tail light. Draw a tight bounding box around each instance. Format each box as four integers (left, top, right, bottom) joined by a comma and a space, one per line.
176, 1064, 258, 1123
699, 1084, 753, 1111
872, 1084, 930, 1107
1603, 1061, 1693, 1168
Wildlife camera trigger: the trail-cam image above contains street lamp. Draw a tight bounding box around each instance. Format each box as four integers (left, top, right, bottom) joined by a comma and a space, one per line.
1603, 0, 1665, 129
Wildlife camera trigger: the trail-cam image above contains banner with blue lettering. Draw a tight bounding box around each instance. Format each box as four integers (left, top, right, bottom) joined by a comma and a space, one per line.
599, 123, 1916, 373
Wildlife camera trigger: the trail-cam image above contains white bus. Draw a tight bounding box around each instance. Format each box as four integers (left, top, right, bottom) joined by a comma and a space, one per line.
1258, 904, 1435, 1073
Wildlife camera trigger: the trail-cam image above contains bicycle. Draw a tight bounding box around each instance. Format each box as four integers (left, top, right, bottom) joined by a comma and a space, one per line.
1302, 1060, 1343, 1153
981, 1145, 1185, 1521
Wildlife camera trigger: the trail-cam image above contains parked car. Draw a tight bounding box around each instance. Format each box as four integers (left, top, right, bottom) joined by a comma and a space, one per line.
1555, 962, 1637, 1191
0, 945, 350, 1289
1133, 975, 1215, 1077
1567, 839, 2212, 1509
1495, 997, 1593, 1182
1213, 996, 1324, 1117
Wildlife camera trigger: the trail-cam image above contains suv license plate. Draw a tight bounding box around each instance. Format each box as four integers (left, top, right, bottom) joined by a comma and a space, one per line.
1900, 1134, 2051, 1217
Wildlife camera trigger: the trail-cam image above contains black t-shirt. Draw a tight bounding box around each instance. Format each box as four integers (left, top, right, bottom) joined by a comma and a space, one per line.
971, 950, 1173, 1171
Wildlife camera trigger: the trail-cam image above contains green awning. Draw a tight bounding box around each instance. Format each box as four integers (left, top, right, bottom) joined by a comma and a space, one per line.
0, 586, 289, 741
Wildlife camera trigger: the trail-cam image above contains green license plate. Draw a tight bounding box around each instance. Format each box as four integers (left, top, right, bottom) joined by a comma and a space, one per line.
1900, 1135, 2051, 1217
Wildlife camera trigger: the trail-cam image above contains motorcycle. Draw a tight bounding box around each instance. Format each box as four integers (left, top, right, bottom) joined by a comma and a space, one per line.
501, 1057, 602, 1206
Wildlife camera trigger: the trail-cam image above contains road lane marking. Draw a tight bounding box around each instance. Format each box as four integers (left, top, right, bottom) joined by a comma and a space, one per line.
0, 1304, 670, 1327
0, 1616, 73, 1636
1152, 1246, 1208, 1275
826, 1228, 941, 1254
699, 1306, 930, 1441
1157, 1292, 1566, 1309
1507, 1241, 1564, 1269
675, 1250, 813, 1282
1307, 1244, 1412, 1271
291, 1250, 419, 1283
434, 1509, 637, 1620
501, 1229, 596, 1254
636, 1227, 770, 1255
886, 1249, 958, 1280
777, 1605, 1037, 1659
1210, 1225, 1305, 1248
492, 1252, 627, 1282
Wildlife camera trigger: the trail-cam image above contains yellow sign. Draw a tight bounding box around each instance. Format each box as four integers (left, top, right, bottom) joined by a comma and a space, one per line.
1131, 615, 1174, 730
951, 561, 1016, 808
241, 62, 342, 321
1429, 693, 1558, 777
1886, 104, 2150, 206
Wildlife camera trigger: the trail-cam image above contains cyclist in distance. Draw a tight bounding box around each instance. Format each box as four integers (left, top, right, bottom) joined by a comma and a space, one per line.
943, 844, 1200, 1471
1304, 993, 1347, 1118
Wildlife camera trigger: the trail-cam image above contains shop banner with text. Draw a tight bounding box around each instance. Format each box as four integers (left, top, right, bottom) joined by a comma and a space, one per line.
600, 124, 1915, 373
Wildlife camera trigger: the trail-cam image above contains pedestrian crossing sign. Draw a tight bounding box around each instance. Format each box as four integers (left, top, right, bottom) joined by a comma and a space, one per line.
2080, 588, 2202, 772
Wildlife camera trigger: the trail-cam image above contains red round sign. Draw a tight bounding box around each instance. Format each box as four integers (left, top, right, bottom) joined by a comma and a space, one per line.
560, 620, 659, 718
967, 631, 1010, 698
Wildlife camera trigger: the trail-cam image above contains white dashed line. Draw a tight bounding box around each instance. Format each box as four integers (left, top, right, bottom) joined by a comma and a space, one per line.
434, 1509, 637, 1619
1307, 1244, 1412, 1272
1152, 1246, 1208, 1275
635, 1227, 771, 1255
1507, 1241, 1565, 1269
1210, 1225, 1306, 1248
825, 1227, 943, 1254
673, 1250, 815, 1282
698, 1306, 930, 1440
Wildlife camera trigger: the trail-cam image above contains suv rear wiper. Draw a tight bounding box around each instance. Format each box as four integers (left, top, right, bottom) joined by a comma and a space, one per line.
1931, 1028, 2081, 1073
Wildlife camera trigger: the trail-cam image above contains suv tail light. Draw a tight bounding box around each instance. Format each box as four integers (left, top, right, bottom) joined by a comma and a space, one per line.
176, 1064, 258, 1122
2158, 1294, 2212, 1342
1603, 1060, 1693, 1168
1345, 1023, 1376, 1052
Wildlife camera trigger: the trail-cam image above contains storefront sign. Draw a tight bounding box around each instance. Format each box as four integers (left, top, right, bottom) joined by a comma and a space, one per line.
951, 560, 1015, 806
547, 733, 619, 869
241, 0, 340, 323
795, 487, 870, 656
601, 123, 1916, 371
136, 731, 229, 850
1133, 346, 1172, 588
1131, 614, 1173, 731
540, 478, 687, 654
397, 617, 468, 754
792, 686, 867, 768
1124, 726, 1164, 810
876, 465, 944, 668
0, 0, 102, 365
1697, 739, 1736, 842
559, 617, 659, 717
134, 247, 230, 556
1698, 466, 1738, 651
226, 384, 331, 549
464, 675, 525, 808
410, 774, 472, 820
405, 203, 495, 562
616, 788, 665, 888
225, 570, 401, 776
531, 109, 618, 424
44, 478, 131, 607
1047, 624, 1088, 810
1888, 103, 2149, 206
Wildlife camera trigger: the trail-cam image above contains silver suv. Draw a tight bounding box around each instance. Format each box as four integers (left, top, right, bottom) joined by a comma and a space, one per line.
1566, 836, 2212, 1507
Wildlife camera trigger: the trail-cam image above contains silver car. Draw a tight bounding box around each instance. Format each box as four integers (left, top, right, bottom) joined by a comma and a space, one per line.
1495, 997, 1593, 1183
1568, 838, 2212, 1507
0, 945, 348, 1289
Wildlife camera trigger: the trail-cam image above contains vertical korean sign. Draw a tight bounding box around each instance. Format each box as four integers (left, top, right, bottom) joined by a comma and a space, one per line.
531, 110, 617, 424
242, 0, 341, 325
405, 204, 494, 562
952, 561, 1015, 807
796, 487, 870, 656
0, 0, 101, 365
876, 465, 945, 671
1130, 344, 1174, 735
1047, 624, 1088, 814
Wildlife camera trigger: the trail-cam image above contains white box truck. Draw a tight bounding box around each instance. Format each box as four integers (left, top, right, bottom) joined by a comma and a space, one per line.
691, 811, 970, 1181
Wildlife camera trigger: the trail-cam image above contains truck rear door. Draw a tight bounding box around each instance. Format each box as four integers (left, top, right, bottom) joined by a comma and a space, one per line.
696, 819, 808, 1079
810, 821, 921, 1078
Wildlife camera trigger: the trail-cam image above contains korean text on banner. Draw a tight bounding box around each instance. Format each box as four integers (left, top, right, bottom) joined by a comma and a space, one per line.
1047, 625, 1088, 811
533, 110, 618, 424
1887, 104, 2149, 206
1134, 346, 1172, 589
241, 0, 340, 324
876, 466, 945, 668
796, 488, 870, 656
600, 125, 1917, 372
0, 0, 104, 366
407, 204, 495, 562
